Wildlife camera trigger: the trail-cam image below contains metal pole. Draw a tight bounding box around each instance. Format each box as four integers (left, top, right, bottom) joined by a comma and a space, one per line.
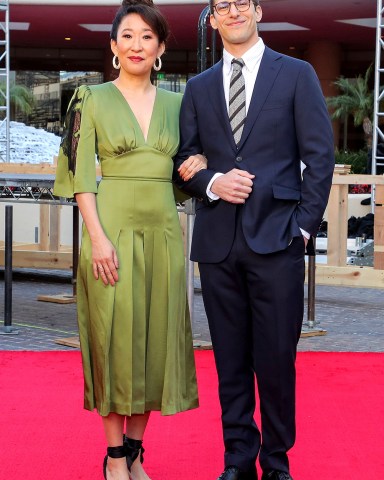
307, 254, 316, 328
211, 24, 217, 66
1, 204, 18, 334
185, 199, 195, 325
4, 204, 12, 325
197, 6, 210, 73
72, 205, 79, 297
302, 237, 326, 336
371, 0, 384, 213
186, 6, 211, 336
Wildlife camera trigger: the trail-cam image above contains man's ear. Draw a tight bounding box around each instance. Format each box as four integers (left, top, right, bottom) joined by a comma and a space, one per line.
255, 4, 262, 22
210, 14, 218, 30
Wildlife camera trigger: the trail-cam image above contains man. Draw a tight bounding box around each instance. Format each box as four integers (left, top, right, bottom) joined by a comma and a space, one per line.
174, 1, 334, 479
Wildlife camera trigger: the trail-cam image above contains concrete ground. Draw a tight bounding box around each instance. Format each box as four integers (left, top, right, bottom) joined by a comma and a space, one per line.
0, 268, 383, 352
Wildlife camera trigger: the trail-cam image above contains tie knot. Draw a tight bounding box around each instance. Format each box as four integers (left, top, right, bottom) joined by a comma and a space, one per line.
232, 58, 244, 72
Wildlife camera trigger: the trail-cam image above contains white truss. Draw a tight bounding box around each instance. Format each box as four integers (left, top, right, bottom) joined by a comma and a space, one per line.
372, 0, 384, 175
0, 0, 10, 162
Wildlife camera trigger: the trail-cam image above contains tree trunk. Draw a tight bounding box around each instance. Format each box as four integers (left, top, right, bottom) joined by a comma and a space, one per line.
363, 117, 373, 147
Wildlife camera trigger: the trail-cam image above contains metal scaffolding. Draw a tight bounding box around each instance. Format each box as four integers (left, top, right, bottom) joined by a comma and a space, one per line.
0, 0, 10, 163
372, 0, 384, 177
197, 6, 217, 74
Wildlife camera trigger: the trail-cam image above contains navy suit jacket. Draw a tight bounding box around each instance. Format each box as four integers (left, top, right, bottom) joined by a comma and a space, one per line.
174, 47, 335, 263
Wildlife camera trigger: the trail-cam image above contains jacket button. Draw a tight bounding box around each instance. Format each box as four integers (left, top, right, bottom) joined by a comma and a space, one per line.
236, 156, 242, 162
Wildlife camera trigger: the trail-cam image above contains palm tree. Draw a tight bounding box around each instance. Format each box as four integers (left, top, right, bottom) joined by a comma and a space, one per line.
327, 65, 374, 148
0, 83, 35, 118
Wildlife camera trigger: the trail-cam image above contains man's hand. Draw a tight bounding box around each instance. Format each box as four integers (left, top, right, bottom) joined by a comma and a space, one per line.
178, 154, 207, 181
211, 168, 255, 204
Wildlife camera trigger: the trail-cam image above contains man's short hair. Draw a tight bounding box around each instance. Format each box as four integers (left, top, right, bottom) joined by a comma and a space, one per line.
209, 0, 260, 15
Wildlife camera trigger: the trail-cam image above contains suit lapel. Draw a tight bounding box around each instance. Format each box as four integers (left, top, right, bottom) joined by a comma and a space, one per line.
237, 47, 283, 150
206, 60, 237, 152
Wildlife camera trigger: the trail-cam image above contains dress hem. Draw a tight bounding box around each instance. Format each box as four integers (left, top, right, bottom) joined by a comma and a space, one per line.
84, 398, 199, 417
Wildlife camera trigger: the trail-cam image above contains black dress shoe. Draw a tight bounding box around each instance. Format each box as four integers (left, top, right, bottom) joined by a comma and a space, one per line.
261, 471, 293, 480
217, 466, 258, 480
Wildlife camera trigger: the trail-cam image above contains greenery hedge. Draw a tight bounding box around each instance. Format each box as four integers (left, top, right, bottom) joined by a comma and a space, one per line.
334, 149, 368, 174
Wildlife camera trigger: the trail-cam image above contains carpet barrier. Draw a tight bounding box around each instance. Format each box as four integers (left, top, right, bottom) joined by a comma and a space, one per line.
0, 351, 383, 478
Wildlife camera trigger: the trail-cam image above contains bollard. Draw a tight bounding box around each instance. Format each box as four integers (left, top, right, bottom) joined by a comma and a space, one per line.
72, 205, 79, 297
301, 237, 326, 337
1, 205, 18, 335
185, 199, 196, 328
307, 254, 316, 328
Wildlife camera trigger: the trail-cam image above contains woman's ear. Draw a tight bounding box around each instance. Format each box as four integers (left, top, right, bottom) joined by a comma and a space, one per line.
158, 42, 166, 58
110, 39, 118, 57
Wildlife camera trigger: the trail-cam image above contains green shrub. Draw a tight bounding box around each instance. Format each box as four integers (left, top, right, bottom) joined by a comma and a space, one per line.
334, 149, 368, 174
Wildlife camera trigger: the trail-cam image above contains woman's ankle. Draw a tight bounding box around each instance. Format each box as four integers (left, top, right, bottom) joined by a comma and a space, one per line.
130, 459, 151, 480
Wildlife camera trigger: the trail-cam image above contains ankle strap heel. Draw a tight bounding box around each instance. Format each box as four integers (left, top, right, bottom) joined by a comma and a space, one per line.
123, 436, 145, 470
103, 445, 127, 479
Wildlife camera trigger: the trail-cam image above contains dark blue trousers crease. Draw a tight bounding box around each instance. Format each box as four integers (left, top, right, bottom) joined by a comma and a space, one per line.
198, 208, 305, 473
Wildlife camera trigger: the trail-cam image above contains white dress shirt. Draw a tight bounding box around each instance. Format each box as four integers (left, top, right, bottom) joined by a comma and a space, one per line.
222, 38, 265, 114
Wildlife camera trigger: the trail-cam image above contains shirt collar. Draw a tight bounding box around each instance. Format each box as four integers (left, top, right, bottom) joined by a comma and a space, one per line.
223, 38, 265, 76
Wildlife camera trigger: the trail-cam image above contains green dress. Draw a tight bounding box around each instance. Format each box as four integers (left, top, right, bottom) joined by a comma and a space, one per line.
54, 83, 198, 416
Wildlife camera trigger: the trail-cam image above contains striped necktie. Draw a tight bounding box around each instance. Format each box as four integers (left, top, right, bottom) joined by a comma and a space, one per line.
229, 58, 246, 146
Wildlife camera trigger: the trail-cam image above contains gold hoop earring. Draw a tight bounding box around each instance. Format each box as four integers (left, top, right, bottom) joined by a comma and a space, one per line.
153, 57, 162, 72
112, 55, 120, 70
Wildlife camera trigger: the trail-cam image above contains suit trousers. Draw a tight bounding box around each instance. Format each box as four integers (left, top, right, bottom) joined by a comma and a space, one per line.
198, 209, 305, 473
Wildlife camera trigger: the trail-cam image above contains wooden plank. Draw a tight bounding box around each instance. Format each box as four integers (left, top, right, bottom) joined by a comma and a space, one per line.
334, 164, 351, 174
49, 205, 60, 251
310, 265, 384, 288
0, 242, 70, 252
39, 204, 49, 251
376, 185, 384, 205
0, 162, 101, 176
300, 327, 327, 337
374, 205, 384, 270
0, 250, 73, 269
54, 336, 80, 348
332, 174, 384, 185
37, 294, 76, 304
327, 183, 348, 266
0, 241, 39, 251
0, 163, 57, 174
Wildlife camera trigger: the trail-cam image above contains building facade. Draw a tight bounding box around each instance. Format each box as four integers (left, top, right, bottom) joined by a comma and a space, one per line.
6, 0, 378, 148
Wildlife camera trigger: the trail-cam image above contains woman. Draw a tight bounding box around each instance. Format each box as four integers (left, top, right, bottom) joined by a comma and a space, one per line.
54, 1, 202, 479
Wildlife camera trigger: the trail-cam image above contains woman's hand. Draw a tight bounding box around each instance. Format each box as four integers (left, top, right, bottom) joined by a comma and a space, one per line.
75, 193, 119, 287
178, 154, 207, 181
91, 234, 119, 286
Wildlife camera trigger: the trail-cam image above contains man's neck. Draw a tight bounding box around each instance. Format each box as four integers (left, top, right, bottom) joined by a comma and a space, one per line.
222, 36, 260, 59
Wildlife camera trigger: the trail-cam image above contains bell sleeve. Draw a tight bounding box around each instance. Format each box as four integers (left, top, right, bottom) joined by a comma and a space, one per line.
53, 85, 98, 199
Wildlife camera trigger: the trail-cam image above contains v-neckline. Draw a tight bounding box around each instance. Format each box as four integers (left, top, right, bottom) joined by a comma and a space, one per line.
110, 81, 158, 144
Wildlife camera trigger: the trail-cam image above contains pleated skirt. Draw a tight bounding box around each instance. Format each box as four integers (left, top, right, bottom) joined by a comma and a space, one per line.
76, 176, 198, 416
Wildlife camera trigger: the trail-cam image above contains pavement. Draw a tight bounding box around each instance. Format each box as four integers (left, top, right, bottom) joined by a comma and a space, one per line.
0, 268, 383, 352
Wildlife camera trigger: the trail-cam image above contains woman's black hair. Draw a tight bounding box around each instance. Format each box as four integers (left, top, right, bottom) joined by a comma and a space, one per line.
110, 0, 169, 44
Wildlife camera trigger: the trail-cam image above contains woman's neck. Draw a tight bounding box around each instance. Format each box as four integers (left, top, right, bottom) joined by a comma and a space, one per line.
113, 72, 154, 95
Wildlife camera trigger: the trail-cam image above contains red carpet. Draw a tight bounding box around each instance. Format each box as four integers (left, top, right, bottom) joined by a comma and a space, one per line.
0, 351, 383, 479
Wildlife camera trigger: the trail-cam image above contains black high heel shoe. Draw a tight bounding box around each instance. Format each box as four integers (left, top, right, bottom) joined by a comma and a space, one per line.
123, 436, 145, 470
103, 445, 128, 480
